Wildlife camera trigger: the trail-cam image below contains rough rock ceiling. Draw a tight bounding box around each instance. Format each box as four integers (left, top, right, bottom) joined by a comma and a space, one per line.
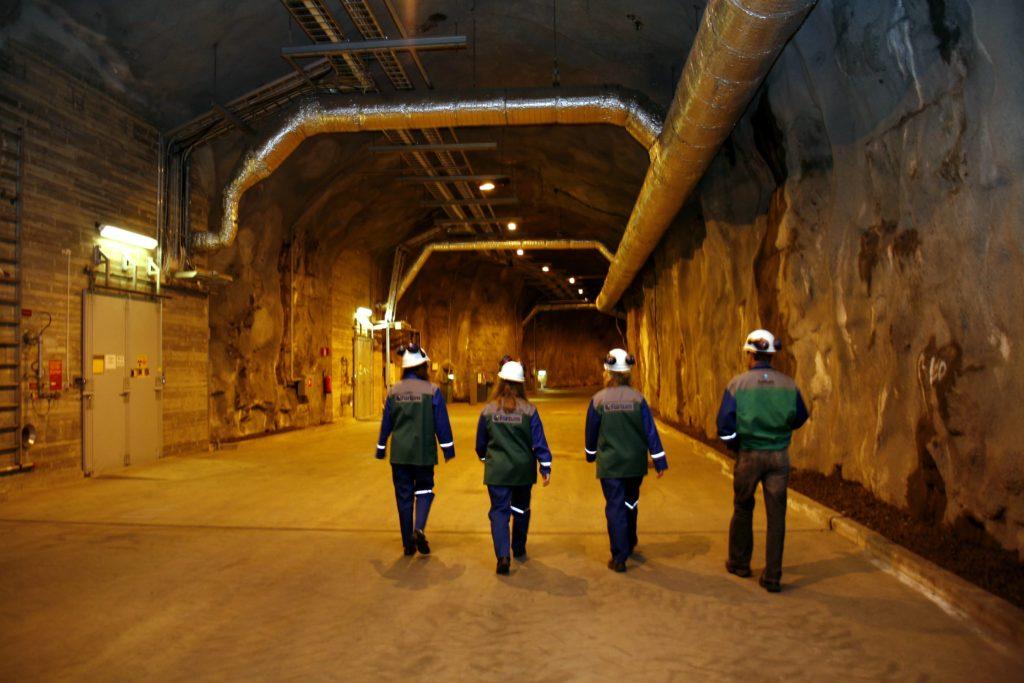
5, 0, 701, 300
3, 0, 704, 129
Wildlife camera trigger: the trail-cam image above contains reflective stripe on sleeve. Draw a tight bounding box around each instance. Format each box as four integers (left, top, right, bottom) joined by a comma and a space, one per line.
651, 452, 665, 459
377, 444, 386, 450
539, 461, 552, 468
585, 448, 597, 455
439, 441, 454, 448
720, 433, 737, 441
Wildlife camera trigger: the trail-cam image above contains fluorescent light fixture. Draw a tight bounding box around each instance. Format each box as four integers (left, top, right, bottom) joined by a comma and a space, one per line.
355, 307, 373, 327
507, 221, 517, 231
568, 277, 576, 284
516, 249, 524, 256
478, 181, 496, 192
99, 224, 158, 250
395, 321, 403, 330
541, 266, 550, 272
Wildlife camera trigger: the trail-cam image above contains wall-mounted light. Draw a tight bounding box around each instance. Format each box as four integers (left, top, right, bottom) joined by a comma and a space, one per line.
478, 181, 496, 192
568, 276, 576, 284
507, 222, 517, 231
355, 306, 373, 328
98, 224, 158, 250
516, 249, 524, 256
541, 266, 550, 272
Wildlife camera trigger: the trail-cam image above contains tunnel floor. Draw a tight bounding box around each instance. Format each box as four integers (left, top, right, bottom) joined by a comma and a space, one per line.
0, 390, 1019, 680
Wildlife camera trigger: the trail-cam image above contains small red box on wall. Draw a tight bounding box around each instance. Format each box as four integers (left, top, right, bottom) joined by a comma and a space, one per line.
48, 359, 62, 392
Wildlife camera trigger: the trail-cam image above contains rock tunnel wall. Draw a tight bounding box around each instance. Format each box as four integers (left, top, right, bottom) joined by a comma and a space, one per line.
523, 310, 625, 389
400, 254, 526, 401
628, 0, 1024, 557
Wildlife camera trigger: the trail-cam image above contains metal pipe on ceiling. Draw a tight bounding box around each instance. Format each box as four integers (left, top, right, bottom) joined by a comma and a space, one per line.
192, 87, 661, 252
521, 302, 625, 328
395, 239, 614, 303
594, 0, 817, 312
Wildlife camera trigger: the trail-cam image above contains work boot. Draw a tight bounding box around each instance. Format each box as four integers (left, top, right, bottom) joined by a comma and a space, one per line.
403, 544, 416, 556
414, 529, 431, 555
607, 558, 627, 573
496, 557, 511, 575
512, 546, 527, 561
725, 561, 752, 578
759, 575, 782, 593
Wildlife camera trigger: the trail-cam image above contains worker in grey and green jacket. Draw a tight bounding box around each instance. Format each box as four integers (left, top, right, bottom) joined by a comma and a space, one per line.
716, 329, 809, 593
476, 360, 552, 576
585, 348, 667, 573
376, 344, 455, 557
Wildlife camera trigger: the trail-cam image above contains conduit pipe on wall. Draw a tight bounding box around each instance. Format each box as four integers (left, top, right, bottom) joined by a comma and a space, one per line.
521, 302, 625, 328
595, 0, 817, 312
192, 87, 661, 252
394, 239, 614, 303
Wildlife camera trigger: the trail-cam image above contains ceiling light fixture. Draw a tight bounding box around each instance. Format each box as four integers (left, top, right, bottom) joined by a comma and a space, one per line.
506, 221, 517, 231
516, 249, 524, 256
541, 266, 550, 272
98, 224, 158, 250
478, 181, 496, 192
568, 277, 576, 284
578, 288, 584, 295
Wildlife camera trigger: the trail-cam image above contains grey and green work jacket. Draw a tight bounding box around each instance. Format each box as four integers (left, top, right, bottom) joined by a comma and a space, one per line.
376, 371, 455, 466
475, 399, 552, 486
585, 385, 667, 479
715, 362, 809, 452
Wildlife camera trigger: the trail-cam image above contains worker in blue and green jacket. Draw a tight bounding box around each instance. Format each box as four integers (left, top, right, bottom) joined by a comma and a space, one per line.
585, 348, 667, 573
376, 344, 455, 557
476, 360, 552, 576
717, 329, 809, 593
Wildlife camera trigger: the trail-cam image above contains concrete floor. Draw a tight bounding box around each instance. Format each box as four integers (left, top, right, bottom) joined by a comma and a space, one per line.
0, 390, 1020, 681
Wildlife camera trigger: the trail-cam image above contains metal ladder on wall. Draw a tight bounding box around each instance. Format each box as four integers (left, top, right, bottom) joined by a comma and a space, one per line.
0, 126, 27, 473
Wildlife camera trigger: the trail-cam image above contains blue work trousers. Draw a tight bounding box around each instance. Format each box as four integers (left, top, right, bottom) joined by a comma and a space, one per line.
391, 464, 435, 548
487, 485, 533, 559
600, 477, 642, 563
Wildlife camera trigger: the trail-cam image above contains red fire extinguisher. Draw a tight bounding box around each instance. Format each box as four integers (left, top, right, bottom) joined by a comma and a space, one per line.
323, 372, 333, 394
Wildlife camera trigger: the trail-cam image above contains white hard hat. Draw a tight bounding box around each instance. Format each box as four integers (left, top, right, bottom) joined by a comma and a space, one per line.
399, 344, 430, 368
603, 348, 636, 373
498, 360, 526, 383
743, 329, 780, 354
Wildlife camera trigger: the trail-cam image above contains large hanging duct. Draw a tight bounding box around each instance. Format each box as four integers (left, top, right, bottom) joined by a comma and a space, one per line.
192, 87, 661, 253
394, 239, 613, 304
595, 0, 817, 313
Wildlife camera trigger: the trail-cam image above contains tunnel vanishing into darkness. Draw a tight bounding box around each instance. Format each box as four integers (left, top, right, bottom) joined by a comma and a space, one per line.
2, 0, 1024, 677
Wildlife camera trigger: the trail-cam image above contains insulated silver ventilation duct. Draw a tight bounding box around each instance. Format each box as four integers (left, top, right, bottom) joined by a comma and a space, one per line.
595, 0, 816, 312
193, 87, 661, 252
394, 239, 613, 304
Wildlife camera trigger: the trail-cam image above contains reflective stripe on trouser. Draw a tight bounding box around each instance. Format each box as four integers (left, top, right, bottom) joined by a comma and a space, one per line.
728, 449, 790, 581
486, 484, 533, 559
391, 464, 436, 548
599, 476, 642, 563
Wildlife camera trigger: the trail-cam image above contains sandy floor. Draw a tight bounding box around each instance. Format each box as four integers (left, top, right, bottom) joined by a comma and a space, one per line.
0, 390, 1020, 681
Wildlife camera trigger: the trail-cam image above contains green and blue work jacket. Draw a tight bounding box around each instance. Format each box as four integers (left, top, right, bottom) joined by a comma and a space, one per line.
475, 398, 552, 486
716, 362, 809, 452
376, 370, 455, 465
585, 385, 667, 479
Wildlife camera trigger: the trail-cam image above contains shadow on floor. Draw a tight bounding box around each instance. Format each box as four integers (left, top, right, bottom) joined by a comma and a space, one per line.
371, 556, 466, 590
504, 557, 590, 597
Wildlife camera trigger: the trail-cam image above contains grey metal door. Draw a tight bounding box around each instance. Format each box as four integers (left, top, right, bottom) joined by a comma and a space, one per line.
82, 293, 162, 474
353, 334, 376, 420
83, 293, 128, 473
127, 298, 161, 466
